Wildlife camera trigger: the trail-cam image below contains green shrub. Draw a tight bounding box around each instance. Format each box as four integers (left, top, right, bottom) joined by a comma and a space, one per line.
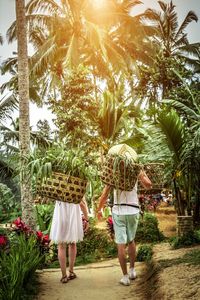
136, 244, 153, 262
0, 234, 43, 300
35, 204, 54, 233
170, 230, 200, 249
136, 213, 165, 243
77, 225, 117, 264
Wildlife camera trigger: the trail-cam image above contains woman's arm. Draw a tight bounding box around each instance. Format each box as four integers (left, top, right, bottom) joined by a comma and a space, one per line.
80, 197, 89, 232
80, 197, 89, 221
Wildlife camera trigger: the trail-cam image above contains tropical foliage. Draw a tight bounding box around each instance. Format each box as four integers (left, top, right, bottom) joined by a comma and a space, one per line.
1, 2, 200, 298
0, 0, 200, 253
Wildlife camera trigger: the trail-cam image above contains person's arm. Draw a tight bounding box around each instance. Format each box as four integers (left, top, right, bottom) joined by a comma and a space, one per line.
138, 170, 152, 190
97, 185, 111, 220
80, 197, 89, 221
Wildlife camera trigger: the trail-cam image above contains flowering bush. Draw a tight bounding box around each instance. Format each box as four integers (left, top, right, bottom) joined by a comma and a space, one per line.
0, 218, 51, 299
12, 217, 50, 255
139, 194, 160, 213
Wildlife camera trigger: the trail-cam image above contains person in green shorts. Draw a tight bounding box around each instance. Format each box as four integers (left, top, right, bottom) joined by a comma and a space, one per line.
97, 169, 152, 286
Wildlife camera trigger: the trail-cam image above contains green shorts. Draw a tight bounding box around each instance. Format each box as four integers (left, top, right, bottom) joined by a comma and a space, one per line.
112, 213, 140, 244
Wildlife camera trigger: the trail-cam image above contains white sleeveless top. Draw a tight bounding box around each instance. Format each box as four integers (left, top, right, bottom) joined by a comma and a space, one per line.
112, 184, 139, 216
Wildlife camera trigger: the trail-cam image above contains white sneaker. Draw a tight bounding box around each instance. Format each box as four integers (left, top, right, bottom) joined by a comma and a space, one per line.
129, 268, 137, 280
119, 274, 130, 286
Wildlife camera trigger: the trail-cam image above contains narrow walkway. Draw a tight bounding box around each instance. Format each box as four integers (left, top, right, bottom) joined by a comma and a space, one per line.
37, 259, 146, 300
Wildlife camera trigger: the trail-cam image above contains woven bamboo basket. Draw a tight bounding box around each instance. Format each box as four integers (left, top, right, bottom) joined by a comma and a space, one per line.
138, 163, 165, 194
36, 172, 87, 204
101, 155, 141, 191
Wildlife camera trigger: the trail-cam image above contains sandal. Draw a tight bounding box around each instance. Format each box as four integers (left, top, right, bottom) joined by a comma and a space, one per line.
68, 271, 77, 280
60, 275, 68, 283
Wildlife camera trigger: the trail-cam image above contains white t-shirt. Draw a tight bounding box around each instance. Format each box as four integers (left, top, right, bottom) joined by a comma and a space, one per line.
112, 184, 139, 215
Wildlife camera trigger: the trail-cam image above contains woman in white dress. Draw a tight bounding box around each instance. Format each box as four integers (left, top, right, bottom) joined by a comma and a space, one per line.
50, 198, 89, 283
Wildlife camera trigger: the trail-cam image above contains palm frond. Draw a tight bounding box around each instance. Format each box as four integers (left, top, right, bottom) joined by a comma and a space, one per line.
173, 34, 189, 50
0, 158, 14, 178
29, 36, 57, 76
157, 109, 186, 162
175, 11, 198, 39
119, 0, 142, 14
26, 0, 61, 15
0, 33, 3, 44
163, 99, 200, 120
0, 95, 18, 121
158, 0, 168, 12
63, 33, 79, 68
179, 43, 200, 57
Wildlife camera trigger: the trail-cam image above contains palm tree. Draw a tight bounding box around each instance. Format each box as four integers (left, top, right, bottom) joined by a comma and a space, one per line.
163, 75, 200, 222
15, 0, 35, 228
0, 117, 51, 149
143, 1, 198, 58
142, 71, 200, 219
137, 0, 199, 103
1, 55, 45, 106
7, 0, 145, 98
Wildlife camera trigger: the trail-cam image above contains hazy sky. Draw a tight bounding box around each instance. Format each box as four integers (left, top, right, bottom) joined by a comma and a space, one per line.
0, 0, 200, 128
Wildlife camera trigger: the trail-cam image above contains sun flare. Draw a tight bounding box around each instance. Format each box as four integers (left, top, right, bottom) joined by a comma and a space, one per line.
92, 0, 107, 9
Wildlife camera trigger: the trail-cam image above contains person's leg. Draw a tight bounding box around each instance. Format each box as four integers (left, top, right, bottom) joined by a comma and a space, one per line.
117, 243, 131, 286
117, 243, 128, 275
58, 243, 68, 282
128, 240, 136, 269
68, 242, 77, 278
113, 213, 130, 285
128, 240, 137, 279
126, 214, 140, 280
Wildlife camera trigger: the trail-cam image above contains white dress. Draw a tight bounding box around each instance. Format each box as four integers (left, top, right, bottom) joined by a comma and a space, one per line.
50, 201, 84, 244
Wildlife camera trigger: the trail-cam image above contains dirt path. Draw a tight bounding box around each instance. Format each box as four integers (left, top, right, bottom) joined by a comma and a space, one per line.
37, 259, 147, 300
147, 243, 200, 300
37, 207, 200, 299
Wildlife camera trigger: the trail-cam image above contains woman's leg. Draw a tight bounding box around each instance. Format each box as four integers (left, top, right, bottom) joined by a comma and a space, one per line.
68, 243, 77, 273
58, 243, 67, 278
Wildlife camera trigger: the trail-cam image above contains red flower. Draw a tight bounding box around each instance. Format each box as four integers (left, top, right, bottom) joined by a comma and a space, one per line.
13, 217, 25, 229
42, 234, 50, 245
13, 217, 33, 234
107, 216, 113, 225
36, 231, 43, 240
0, 235, 7, 246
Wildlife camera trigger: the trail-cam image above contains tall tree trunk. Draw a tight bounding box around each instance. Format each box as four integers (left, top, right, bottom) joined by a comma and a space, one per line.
16, 0, 35, 228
